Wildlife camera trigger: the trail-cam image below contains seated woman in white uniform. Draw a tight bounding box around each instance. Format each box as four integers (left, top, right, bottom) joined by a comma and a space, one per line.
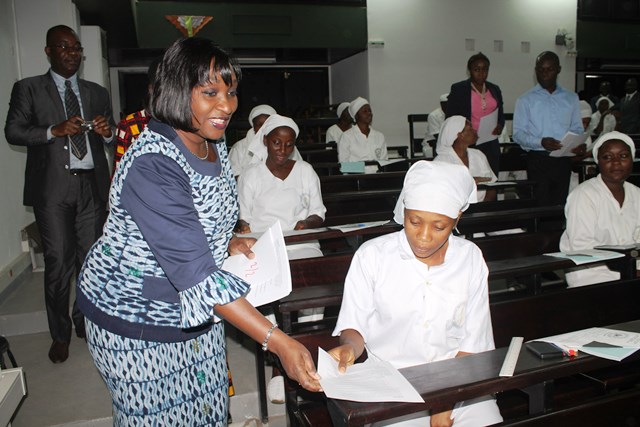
560, 131, 640, 287
325, 101, 352, 144
228, 104, 275, 177
237, 114, 327, 260
328, 161, 503, 427
434, 115, 497, 202
337, 97, 388, 163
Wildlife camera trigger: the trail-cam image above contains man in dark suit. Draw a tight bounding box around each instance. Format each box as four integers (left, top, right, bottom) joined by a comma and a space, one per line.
617, 78, 640, 134
4, 25, 114, 363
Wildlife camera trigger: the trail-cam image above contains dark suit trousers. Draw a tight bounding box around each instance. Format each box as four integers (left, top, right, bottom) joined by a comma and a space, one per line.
33, 172, 106, 343
474, 138, 500, 176
526, 151, 572, 207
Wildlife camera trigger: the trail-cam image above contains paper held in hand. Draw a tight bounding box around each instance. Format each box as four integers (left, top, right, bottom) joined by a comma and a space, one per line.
222, 221, 292, 307
549, 132, 589, 157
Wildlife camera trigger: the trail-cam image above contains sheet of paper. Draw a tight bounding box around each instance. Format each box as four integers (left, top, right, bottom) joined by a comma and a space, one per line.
549, 132, 589, 158
537, 327, 640, 361
317, 348, 424, 403
327, 221, 391, 233
377, 158, 406, 167
481, 180, 517, 187
477, 109, 499, 145
581, 342, 639, 362
543, 249, 624, 265
222, 221, 291, 307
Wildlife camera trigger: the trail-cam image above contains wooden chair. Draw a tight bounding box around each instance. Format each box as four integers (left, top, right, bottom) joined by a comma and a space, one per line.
407, 114, 429, 158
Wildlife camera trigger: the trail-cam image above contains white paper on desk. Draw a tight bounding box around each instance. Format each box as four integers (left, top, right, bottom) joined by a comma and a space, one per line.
239, 227, 327, 240
317, 348, 424, 403
328, 221, 391, 233
537, 327, 640, 361
378, 158, 406, 167
221, 221, 291, 307
481, 180, 517, 187
543, 249, 624, 265
477, 109, 499, 145
549, 132, 589, 157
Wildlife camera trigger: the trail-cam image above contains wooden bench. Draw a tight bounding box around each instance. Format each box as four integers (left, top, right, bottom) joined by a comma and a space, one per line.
282, 279, 640, 426
320, 171, 405, 193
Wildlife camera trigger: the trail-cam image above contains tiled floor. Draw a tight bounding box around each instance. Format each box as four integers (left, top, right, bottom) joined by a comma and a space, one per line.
0, 270, 287, 427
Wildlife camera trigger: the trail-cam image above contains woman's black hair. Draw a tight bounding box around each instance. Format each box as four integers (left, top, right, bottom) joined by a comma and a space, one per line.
467, 52, 490, 71
149, 37, 242, 132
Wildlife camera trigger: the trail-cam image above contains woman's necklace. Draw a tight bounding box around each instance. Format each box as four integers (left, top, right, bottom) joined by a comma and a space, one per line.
189, 141, 209, 160
471, 82, 487, 111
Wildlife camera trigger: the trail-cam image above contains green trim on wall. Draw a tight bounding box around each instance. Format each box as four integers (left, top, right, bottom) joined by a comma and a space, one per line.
134, 2, 368, 49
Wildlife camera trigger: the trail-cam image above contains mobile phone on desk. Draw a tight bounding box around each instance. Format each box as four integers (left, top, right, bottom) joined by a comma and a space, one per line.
526, 341, 565, 359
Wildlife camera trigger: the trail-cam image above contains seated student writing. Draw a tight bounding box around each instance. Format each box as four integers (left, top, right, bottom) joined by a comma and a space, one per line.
236, 114, 326, 261
560, 131, 640, 287
434, 115, 497, 202
337, 97, 388, 163
328, 161, 503, 427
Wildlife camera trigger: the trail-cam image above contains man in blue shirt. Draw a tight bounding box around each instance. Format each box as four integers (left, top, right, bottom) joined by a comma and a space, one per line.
513, 51, 585, 206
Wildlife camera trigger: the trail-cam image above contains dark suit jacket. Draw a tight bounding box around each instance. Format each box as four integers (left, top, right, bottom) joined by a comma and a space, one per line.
5, 72, 114, 207
618, 92, 640, 134
446, 79, 505, 129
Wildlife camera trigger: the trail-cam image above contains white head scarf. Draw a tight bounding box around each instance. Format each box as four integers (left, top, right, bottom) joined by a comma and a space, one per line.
336, 102, 350, 118
436, 116, 466, 154
440, 93, 449, 102
348, 97, 369, 120
393, 160, 477, 223
579, 100, 592, 119
248, 104, 277, 127
595, 96, 615, 110
247, 114, 299, 162
259, 114, 299, 139
591, 131, 636, 160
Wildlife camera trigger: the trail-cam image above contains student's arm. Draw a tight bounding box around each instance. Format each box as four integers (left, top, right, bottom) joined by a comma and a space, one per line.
328, 328, 365, 373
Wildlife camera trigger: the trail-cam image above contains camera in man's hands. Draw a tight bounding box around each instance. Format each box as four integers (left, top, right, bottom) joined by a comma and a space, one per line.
80, 121, 94, 133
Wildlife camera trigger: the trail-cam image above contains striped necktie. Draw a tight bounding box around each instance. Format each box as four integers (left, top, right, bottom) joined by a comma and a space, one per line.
64, 80, 87, 160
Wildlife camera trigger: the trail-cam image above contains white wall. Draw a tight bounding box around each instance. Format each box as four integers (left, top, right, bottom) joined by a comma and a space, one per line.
330, 50, 369, 105
0, 0, 32, 273
335, 0, 578, 148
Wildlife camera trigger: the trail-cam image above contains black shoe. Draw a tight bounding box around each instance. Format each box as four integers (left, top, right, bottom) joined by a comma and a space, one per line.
75, 324, 86, 339
48, 341, 69, 363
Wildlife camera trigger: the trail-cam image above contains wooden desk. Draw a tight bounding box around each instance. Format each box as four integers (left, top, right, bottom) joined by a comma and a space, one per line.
327, 320, 640, 427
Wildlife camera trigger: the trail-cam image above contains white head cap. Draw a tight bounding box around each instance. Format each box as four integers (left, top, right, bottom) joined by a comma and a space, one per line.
248, 104, 277, 127
436, 116, 466, 154
579, 100, 592, 119
336, 102, 350, 118
348, 97, 369, 120
595, 96, 615, 110
591, 131, 636, 160
258, 114, 299, 140
393, 161, 477, 223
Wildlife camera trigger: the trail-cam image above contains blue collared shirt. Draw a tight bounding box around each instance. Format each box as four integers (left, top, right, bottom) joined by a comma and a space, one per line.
513, 83, 584, 152
48, 70, 95, 169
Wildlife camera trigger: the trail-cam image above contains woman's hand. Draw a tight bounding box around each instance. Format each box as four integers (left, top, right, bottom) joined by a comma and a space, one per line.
228, 235, 256, 259
492, 125, 503, 136
269, 331, 322, 392
430, 409, 454, 427
294, 219, 308, 230
328, 344, 357, 373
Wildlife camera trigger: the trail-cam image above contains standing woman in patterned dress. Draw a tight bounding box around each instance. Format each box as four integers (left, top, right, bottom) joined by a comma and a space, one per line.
77, 37, 320, 426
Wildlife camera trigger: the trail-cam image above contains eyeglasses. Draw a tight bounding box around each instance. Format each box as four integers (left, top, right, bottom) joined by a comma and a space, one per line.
50, 44, 84, 53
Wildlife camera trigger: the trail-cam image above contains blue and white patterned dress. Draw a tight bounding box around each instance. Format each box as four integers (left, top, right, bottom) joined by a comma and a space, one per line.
77, 119, 249, 426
